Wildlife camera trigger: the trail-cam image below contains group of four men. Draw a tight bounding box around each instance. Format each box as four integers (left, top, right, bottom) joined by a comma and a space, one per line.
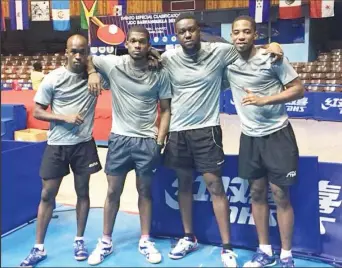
20, 13, 304, 268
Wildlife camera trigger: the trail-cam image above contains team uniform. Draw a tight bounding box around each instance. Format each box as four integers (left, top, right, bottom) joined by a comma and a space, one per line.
20, 67, 103, 267
225, 49, 299, 186
87, 55, 172, 265
161, 42, 239, 266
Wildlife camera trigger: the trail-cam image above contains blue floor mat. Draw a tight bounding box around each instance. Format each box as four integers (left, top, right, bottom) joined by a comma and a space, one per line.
1, 207, 332, 267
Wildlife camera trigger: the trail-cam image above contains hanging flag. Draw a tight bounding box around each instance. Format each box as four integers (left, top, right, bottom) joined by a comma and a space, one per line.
0, 2, 6, 31
9, 0, 29, 30
310, 0, 334, 18
107, 0, 127, 16
249, 0, 270, 23
51, 0, 70, 31
279, 0, 302, 19
31, 1, 50, 21
80, 0, 98, 30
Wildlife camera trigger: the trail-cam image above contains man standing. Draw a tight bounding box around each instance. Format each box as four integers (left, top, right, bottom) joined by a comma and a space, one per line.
87, 26, 172, 265
20, 35, 103, 267
160, 13, 283, 267
223, 16, 304, 268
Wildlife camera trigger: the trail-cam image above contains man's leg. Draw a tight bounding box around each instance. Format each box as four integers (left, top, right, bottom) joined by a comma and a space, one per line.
74, 174, 90, 238
20, 144, 69, 267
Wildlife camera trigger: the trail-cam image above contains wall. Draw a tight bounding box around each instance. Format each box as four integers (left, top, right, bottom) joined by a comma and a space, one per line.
221, 18, 311, 63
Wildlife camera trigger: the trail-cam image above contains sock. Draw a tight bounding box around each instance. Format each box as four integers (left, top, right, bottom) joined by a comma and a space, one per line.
34, 244, 44, 251
184, 233, 196, 242
102, 234, 112, 244
280, 249, 292, 259
259, 244, 273, 256
222, 243, 233, 251
140, 235, 150, 241
74, 236, 84, 241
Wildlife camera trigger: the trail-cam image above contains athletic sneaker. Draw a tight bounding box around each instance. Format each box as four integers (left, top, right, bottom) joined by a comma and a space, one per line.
138, 239, 162, 264
168, 237, 198, 259
280, 256, 295, 267
221, 249, 238, 267
88, 239, 113, 266
20, 247, 47, 267
243, 248, 277, 267
74, 239, 88, 261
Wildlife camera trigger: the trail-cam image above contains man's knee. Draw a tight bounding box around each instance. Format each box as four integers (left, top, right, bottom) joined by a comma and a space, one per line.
136, 179, 152, 199
250, 184, 268, 204
176, 168, 193, 193
41, 187, 57, 203
272, 186, 291, 209
207, 180, 225, 197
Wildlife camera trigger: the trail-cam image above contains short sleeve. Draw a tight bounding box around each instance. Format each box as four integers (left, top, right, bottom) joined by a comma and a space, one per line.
157, 69, 172, 100
210, 42, 239, 67
92, 55, 122, 77
271, 57, 299, 85
34, 74, 54, 106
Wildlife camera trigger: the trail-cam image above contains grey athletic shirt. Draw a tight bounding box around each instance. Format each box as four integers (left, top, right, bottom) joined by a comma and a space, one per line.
93, 55, 172, 139
34, 66, 98, 146
161, 42, 239, 132
225, 49, 299, 137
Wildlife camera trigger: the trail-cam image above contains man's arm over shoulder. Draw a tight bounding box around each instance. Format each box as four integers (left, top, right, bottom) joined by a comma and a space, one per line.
209, 42, 239, 67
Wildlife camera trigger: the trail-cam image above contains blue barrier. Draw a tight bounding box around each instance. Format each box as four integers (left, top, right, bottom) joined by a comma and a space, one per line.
318, 162, 342, 264
1, 140, 47, 234
220, 91, 342, 122
151, 155, 322, 256
1, 104, 27, 140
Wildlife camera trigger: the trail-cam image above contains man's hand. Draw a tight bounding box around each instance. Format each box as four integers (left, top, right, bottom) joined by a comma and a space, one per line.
88, 72, 102, 96
262, 42, 283, 63
148, 47, 163, 70
63, 114, 84, 125
242, 89, 267, 106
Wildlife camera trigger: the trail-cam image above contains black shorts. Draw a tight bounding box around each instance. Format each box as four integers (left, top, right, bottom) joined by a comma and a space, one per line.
105, 133, 160, 177
40, 138, 102, 180
164, 126, 225, 174
239, 123, 299, 186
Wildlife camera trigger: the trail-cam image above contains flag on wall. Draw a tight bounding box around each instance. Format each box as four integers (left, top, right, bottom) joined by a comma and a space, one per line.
249, 0, 270, 23
10, 0, 29, 30
279, 0, 302, 19
31, 1, 50, 21
310, 0, 334, 18
107, 0, 127, 16
80, 0, 98, 29
0, 2, 6, 31
51, 0, 70, 31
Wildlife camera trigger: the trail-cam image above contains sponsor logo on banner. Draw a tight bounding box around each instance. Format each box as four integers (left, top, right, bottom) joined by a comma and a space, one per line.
286, 97, 308, 113
319, 180, 342, 235
321, 98, 342, 114
165, 176, 278, 226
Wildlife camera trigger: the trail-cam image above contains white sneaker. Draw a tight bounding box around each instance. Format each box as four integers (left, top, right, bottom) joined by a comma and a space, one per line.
88, 239, 113, 266
138, 239, 162, 264
221, 249, 238, 267
168, 237, 198, 259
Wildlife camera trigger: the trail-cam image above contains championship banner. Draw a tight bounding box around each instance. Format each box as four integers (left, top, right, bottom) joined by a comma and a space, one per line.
318, 162, 342, 264
151, 156, 322, 255
89, 12, 180, 55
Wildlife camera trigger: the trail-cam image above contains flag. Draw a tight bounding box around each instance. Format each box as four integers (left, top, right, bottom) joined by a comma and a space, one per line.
310, 0, 334, 18
249, 0, 270, 23
279, 0, 302, 19
80, 0, 98, 30
9, 0, 29, 30
107, 0, 127, 16
0, 2, 6, 31
51, 0, 70, 31
31, 1, 50, 21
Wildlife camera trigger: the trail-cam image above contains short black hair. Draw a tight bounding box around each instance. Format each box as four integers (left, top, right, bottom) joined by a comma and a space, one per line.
232, 15, 256, 32
127, 26, 150, 42
175, 12, 198, 27
33, 62, 42, 71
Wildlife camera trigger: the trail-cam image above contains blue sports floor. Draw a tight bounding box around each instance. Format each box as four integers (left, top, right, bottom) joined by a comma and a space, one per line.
1, 205, 333, 267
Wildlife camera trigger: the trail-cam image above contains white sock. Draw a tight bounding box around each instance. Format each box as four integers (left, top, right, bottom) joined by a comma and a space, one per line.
34, 244, 44, 251
102, 235, 112, 244
74, 236, 84, 241
280, 249, 292, 259
140, 235, 150, 242
259, 244, 273, 256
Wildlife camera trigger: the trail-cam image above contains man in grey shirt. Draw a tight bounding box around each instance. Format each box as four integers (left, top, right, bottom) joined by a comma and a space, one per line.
20, 35, 103, 267
223, 16, 304, 268
86, 26, 172, 265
